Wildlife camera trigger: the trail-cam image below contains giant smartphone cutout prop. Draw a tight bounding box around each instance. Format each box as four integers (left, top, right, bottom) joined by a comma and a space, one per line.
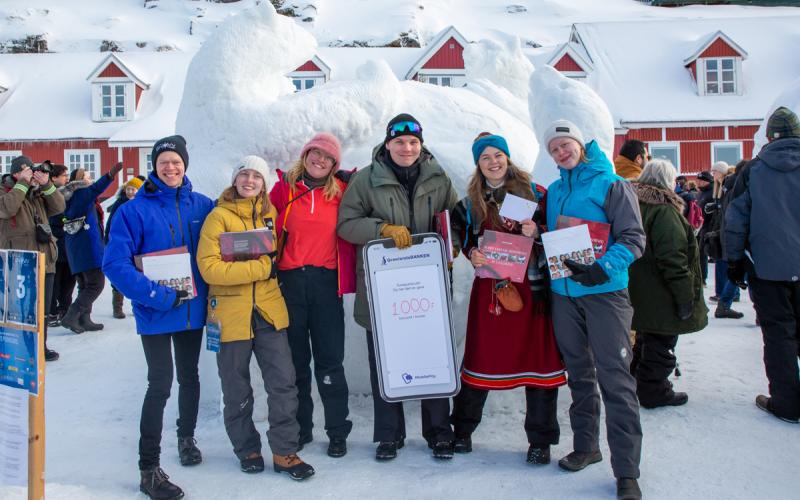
364, 233, 460, 402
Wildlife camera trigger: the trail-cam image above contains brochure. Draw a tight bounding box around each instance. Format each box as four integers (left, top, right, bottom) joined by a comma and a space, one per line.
555, 215, 611, 258
433, 210, 454, 263
135, 246, 197, 298
541, 224, 595, 280
219, 228, 274, 262
475, 230, 534, 283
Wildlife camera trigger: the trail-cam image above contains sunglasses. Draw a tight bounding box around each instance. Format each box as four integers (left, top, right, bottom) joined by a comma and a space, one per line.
388, 121, 422, 137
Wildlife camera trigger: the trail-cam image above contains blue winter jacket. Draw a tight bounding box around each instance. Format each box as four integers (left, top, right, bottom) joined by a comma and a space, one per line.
102, 173, 214, 335
64, 174, 112, 274
546, 140, 645, 298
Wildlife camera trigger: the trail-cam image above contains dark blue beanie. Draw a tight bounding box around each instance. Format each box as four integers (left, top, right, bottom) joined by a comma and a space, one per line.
152, 135, 189, 170
472, 134, 510, 164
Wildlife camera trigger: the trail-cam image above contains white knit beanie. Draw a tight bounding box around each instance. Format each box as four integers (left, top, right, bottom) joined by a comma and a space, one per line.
711, 161, 729, 175
231, 155, 269, 184
543, 119, 586, 151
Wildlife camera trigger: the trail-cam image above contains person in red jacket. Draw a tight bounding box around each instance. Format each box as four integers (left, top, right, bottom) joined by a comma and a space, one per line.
269, 133, 356, 458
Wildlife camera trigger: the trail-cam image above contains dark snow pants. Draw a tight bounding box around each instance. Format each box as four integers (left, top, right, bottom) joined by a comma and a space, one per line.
552, 290, 642, 479
280, 266, 352, 442
366, 330, 454, 444
139, 328, 203, 470
74, 267, 105, 311
750, 277, 800, 420
217, 314, 300, 458
633, 332, 679, 406
451, 383, 560, 446
51, 260, 75, 316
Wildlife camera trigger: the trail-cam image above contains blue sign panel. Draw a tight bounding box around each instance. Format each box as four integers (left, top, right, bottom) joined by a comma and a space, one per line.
5, 250, 38, 328
0, 326, 38, 394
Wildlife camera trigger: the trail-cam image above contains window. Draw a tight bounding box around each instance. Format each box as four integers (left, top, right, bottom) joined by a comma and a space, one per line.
0, 151, 22, 175
712, 142, 742, 166
428, 76, 439, 85
290, 77, 323, 92
64, 149, 100, 180
705, 58, 736, 95
441, 77, 452, 87
420, 74, 463, 87
139, 148, 152, 175
101, 84, 127, 119
649, 143, 680, 170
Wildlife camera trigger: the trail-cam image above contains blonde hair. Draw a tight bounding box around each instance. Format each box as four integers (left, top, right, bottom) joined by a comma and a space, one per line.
285, 154, 341, 201
220, 185, 271, 216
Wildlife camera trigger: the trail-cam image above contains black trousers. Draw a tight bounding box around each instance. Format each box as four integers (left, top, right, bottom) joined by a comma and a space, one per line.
74, 267, 105, 311
451, 383, 560, 446
750, 277, 800, 420
280, 267, 352, 441
139, 329, 203, 470
633, 332, 679, 406
51, 260, 75, 315
366, 330, 454, 444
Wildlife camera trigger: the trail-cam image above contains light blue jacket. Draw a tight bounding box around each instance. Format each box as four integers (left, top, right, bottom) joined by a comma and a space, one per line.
546, 141, 645, 298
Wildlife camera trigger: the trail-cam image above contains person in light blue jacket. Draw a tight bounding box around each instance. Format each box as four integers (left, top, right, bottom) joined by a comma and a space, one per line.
542, 120, 646, 500
102, 135, 214, 500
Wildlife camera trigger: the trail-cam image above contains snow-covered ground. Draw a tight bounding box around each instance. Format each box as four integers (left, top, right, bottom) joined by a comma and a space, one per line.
5, 264, 798, 500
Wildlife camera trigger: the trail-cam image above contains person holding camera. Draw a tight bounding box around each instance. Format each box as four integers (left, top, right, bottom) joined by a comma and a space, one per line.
59, 162, 123, 333
0, 155, 65, 361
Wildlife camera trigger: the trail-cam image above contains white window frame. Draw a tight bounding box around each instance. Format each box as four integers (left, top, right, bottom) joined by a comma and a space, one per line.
711, 141, 743, 166
0, 150, 23, 175
418, 71, 466, 88
138, 148, 152, 176
700, 57, 740, 96
64, 149, 101, 180
91, 81, 134, 122
648, 142, 681, 172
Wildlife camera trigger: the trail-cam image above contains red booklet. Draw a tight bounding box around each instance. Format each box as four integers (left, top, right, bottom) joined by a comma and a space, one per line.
556, 215, 611, 258
475, 230, 534, 283
433, 210, 453, 263
219, 228, 274, 262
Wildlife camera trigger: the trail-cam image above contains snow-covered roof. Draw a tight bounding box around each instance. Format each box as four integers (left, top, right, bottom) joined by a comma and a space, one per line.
565, 16, 800, 127
683, 30, 748, 66
0, 51, 192, 142
314, 47, 425, 81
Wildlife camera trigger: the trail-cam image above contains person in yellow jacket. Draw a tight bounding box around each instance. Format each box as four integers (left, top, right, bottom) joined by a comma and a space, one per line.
197, 155, 314, 481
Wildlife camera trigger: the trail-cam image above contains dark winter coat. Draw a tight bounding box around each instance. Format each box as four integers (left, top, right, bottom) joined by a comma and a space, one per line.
102, 173, 214, 335
725, 137, 800, 281
629, 183, 708, 335
337, 144, 458, 329
0, 175, 65, 273
63, 174, 112, 275
104, 189, 129, 244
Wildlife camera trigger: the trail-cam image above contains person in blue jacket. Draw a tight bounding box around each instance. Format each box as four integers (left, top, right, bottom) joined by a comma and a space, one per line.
542, 120, 646, 500
102, 135, 214, 500
60, 161, 123, 333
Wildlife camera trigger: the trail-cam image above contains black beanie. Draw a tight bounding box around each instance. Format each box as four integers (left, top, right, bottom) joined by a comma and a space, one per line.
151, 135, 189, 170
10, 155, 34, 174
385, 113, 423, 144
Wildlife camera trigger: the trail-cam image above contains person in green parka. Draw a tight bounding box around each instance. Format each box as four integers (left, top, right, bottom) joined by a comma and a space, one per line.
629, 159, 708, 409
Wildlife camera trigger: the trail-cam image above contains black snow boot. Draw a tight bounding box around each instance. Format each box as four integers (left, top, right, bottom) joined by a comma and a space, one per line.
139, 467, 184, 500
59, 304, 85, 334
430, 440, 454, 459
327, 437, 347, 458
616, 477, 642, 500
558, 450, 603, 472
240, 453, 265, 473
178, 437, 202, 466
44, 346, 60, 362
454, 435, 472, 454
526, 445, 550, 465
375, 440, 404, 461
80, 312, 104, 331
112, 289, 126, 319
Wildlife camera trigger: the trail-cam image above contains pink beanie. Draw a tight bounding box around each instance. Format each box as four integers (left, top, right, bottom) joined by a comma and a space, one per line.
300, 132, 342, 168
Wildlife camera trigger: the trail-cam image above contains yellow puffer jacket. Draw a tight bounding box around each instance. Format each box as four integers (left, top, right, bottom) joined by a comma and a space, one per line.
197, 193, 288, 342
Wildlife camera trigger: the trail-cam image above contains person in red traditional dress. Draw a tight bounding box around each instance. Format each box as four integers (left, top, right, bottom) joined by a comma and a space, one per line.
450, 132, 566, 464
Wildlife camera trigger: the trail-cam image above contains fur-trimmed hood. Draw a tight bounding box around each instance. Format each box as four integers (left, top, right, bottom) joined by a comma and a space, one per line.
58, 180, 90, 202
634, 182, 685, 212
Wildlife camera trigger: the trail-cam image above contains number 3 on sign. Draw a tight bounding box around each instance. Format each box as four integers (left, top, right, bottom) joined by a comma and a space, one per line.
16, 275, 25, 299
391, 298, 434, 316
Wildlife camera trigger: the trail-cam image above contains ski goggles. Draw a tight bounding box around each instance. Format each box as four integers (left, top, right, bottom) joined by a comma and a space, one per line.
387, 121, 422, 138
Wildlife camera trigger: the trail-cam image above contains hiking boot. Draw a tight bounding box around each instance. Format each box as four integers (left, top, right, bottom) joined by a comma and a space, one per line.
715, 304, 744, 319
139, 467, 184, 500
375, 440, 404, 461
755, 394, 799, 423
617, 477, 642, 500
44, 347, 60, 362
240, 453, 265, 473
430, 440, 454, 459
80, 312, 104, 331
273, 453, 314, 480
178, 437, 202, 466
558, 450, 603, 472
709, 295, 719, 302
454, 436, 472, 454
526, 445, 550, 465
327, 437, 347, 458
640, 391, 688, 409
296, 434, 313, 452
112, 289, 126, 319
60, 304, 85, 334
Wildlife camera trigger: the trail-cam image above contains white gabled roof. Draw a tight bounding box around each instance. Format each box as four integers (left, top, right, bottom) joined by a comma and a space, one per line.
288, 55, 332, 77
683, 30, 749, 66
568, 16, 800, 126
547, 42, 594, 73
86, 52, 151, 89
404, 25, 469, 80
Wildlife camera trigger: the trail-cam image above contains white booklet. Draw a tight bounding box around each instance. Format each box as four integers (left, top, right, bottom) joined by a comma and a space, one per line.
138, 247, 198, 298
540, 224, 595, 280
498, 193, 537, 222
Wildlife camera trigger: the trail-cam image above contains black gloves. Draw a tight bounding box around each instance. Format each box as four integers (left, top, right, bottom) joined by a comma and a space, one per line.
564, 259, 610, 287
676, 301, 693, 321
108, 161, 124, 178
172, 289, 190, 308
727, 260, 748, 289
